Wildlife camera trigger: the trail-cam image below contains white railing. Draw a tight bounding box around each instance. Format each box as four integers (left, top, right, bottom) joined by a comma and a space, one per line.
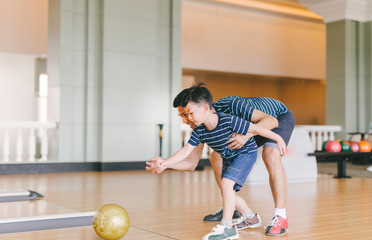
300, 125, 342, 151
0, 122, 58, 163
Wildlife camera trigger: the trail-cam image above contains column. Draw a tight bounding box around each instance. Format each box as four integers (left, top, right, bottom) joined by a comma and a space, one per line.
299, 0, 372, 139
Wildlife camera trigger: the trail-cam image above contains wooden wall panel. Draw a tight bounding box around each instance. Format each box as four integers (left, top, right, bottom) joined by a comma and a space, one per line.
183, 69, 325, 125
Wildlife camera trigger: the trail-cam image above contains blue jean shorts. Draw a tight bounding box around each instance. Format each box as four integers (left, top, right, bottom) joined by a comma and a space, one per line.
254, 110, 295, 148
222, 151, 257, 192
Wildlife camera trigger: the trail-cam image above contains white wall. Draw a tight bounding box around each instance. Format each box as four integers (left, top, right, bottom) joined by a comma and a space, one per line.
0, 53, 37, 121
182, 0, 326, 80
0, 0, 48, 122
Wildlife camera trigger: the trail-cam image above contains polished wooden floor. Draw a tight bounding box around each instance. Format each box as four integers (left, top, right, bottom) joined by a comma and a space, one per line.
0, 167, 371, 240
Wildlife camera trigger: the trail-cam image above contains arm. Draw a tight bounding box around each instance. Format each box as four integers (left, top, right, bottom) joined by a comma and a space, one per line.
164, 143, 195, 167
146, 125, 203, 173
146, 143, 196, 174
250, 109, 279, 132
248, 123, 286, 156
146, 143, 204, 173
169, 143, 204, 170
226, 109, 278, 149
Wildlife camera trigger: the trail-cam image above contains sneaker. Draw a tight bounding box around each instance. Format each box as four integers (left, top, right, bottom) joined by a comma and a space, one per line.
236, 214, 262, 230
202, 224, 239, 240
367, 165, 372, 172
265, 215, 288, 236
203, 208, 242, 222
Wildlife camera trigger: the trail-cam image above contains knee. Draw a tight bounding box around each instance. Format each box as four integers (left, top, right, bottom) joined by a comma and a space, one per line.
262, 147, 282, 172
209, 152, 222, 167
220, 178, 234, 192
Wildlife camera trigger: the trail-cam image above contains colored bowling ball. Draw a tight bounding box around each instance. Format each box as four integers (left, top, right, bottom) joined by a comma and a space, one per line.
93, 204, 130, 240
340, 141, 351, 152
359, 140, 372, 152
322, 141, 329, 151
325, 140, 341, 152
350, 141, 360, 152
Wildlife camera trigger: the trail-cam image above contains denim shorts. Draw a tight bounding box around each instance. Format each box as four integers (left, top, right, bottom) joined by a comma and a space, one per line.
254, 110, 295, 148
222, 151, 257, 192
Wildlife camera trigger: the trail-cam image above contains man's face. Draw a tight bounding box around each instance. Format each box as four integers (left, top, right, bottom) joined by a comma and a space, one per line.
177, 106, 195, 129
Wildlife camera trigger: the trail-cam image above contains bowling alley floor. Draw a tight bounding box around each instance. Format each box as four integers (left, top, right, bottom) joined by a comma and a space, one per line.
0, 167, 371, 240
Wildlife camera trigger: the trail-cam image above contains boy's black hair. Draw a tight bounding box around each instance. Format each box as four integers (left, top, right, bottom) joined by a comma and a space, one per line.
173, 88, 190, 108
181, 83, 213, 109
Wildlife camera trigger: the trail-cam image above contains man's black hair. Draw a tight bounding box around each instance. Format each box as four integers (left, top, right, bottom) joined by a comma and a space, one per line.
181, 83, 213, 109
173, 88, 190, 108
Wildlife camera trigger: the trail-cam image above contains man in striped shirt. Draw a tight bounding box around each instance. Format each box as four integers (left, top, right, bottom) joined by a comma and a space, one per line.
211, 95, 295, 236
147, 85, 287, 240
147, 88, 295, 236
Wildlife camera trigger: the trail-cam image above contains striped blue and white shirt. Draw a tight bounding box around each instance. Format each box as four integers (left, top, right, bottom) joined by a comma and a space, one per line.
212, 96, 288, 121
188, 112, 257, 160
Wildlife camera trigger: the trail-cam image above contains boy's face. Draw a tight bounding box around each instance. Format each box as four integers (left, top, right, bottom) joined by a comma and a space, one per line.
185, 102, 208, 127
177, 106, 195, 129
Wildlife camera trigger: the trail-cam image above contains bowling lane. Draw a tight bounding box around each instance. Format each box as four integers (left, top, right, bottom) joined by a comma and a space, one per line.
0, 225, 175, 240
0, 200, 78, 219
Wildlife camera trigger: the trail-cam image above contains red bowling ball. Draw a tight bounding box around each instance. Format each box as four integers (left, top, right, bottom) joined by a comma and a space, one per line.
350, 141, 360, 152
325, 140, 342, 152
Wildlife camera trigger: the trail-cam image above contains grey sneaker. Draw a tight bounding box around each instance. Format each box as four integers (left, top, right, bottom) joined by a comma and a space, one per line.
236, 214, 263, 230
202, 224, 239, 240
203, 208, 242, 222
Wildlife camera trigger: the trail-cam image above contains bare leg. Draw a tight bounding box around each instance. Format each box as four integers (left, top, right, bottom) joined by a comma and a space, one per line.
234, 195, 251, 215
221, 178, 235, 221
262, 146, 287, 209
209, 151, 223, 189
210, 152, 253, 213
205, 152, 256, 223
203, 152, 224, 222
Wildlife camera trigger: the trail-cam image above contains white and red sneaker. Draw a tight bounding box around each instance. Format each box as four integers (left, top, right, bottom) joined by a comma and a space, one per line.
265, 215, 288, 236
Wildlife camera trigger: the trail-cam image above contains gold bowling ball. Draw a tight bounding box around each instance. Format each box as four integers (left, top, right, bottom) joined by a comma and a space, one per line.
93, 204, 130, 240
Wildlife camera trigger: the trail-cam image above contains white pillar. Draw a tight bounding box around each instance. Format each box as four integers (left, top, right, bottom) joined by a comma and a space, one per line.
28, 128, 36, 162
316, 131, 322, 151
310, 131, 316, 150
3, 128, 10, 162
16, 128, 23, 162
40, 129, 48, 161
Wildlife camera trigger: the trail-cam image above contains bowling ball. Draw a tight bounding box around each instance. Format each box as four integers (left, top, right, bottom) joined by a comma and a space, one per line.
93, 204, 130, 240
359, 140, 372, 152
325, 140, 341, 152
322, 141, 329, 151
340, 141, 351, 152
350, 141, 360, 152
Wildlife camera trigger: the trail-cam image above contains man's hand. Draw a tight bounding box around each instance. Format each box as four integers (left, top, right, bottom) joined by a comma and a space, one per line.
226, 133, 253, 149
276, 138, 287, 157
145, 156, 167, 174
